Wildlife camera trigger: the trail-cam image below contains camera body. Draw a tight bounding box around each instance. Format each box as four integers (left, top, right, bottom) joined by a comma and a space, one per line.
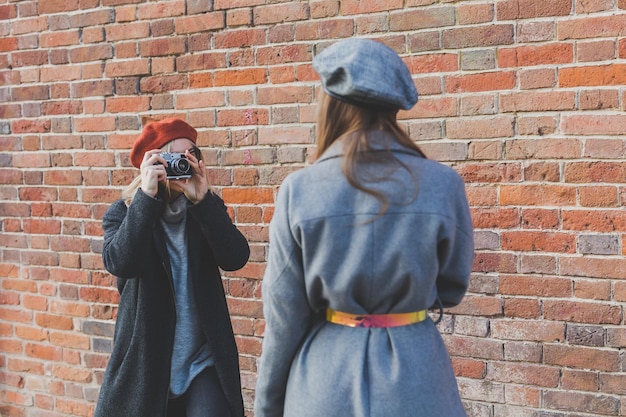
159, 152, 192, 179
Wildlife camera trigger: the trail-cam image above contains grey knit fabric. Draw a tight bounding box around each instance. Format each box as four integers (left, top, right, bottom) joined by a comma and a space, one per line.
161, 195, 213, 397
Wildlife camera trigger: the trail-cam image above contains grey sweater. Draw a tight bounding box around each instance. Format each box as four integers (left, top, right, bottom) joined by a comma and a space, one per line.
160, 195, 214, 396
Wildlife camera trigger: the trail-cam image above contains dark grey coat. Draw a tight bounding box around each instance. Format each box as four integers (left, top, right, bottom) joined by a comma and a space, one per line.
255, 132, 475, 417
95, 190, 249, 417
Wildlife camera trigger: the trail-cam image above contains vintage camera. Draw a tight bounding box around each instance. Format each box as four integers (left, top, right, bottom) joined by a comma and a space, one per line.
158, 152, 192, 179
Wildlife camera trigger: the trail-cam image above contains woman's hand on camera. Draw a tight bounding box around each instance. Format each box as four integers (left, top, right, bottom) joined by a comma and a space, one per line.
184, 149, 209, 204
170, 149, 208, 204
140, 150, 166, 198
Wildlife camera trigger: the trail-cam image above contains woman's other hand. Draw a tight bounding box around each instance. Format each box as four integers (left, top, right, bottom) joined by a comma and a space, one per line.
140, 150, 167, 198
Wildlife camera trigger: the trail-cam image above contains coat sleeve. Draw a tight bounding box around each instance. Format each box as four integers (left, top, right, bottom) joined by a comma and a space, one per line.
254, 179, 313, 417
188, 191, 250, 271
101, 190, 164, 279
435, 174, 475, 308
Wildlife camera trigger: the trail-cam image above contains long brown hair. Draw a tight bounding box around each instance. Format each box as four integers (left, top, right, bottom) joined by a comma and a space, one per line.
315, 91, 426, 214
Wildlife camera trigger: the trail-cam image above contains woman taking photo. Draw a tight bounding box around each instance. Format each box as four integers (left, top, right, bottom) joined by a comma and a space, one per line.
254, 38, 475, 417
95, 118, 250, 417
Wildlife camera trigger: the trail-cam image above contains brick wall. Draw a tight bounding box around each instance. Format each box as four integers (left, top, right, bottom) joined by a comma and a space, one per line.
1, 0, 626, 416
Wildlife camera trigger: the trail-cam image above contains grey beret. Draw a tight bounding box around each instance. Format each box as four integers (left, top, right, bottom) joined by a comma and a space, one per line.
312, 38, 418, 110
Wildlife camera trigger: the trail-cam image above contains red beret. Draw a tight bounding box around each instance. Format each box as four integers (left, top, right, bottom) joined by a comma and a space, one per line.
130, 118, 198, 169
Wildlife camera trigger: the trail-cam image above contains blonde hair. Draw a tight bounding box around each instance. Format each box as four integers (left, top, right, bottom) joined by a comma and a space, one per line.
315, 91, 426, 214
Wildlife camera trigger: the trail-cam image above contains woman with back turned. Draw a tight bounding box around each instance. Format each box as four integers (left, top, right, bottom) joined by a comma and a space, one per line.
254, 38, 475, 417
95, 118, 249, 417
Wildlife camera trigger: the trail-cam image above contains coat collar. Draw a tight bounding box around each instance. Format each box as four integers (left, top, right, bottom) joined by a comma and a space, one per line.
315, 130, 423, 164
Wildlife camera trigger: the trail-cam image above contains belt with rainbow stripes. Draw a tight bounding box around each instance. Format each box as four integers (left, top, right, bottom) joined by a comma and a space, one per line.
326, 309, 427, 328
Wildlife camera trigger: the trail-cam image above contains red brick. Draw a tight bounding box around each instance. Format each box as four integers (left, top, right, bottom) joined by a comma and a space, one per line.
500, 91, 576, 112
214, 68, 266, 86
544, 390, 619, 415
340, 0, 402, 15
139, 37, 186, 57
500, 275, 571, 297
104, 59, 150, 78
580, 89, 620, 110
442, 25, 514, 49
520, 68, 556, 89
0, 4, 17, 20
580, 186, 619, 207
501, 185, 576, 206
491, 319, 565, 342
512, 138, 577, 161
12, 119, 51, 134
40, 30, 80, 48
451, 357, 486, 378
13, 18, 48, 37
449, 295, 502, 317
253, 2, 309, 24
69, 44, 113, 63
562, 369, 599, 391
457, 163, 522, 184
558, 14, 626, 40
560, 64, 626, 87
543, 300, 621, 324
258, 126, 314, 145
217, 109, 269, 127
71, 80, 114, 98
564, 161, 626, 183
577, 40, 617, 62
576, 0, 614, 12
295, 19, 354, 41
222, 187, 274, 205
0, 169, 24, 185
499, 43, 573, 67
458, 3, 494, 24
503, 298, 540, 319
176, 91, 226, 110
310, 0, 339, 18
520, 253, 557, 275
488, 362, 560, 387
446, 71, 516, 93
407, 97, 456, 118
473, 252, 517, 273
405, 53, 458, 74
25, 343, 62, 362
444, 335, 503, 360
137, 1, 185, 19
175, 12, 224, 34
51, 364, 92, 383
545, 344, 619, 371
105, 21, 149, 41
447, 116, 514, 139
497, 0, 571, 19
472, 207, 519, 229
139, 74, 188, 94
257, 44, 312, 65
521, 208, 559, 229
35, 313, 73, 330
503, 231, 575, 253
560, 255, 626, 279
584, 139, 626, 160
574, 279, 612, 300
389, 6, 455, 31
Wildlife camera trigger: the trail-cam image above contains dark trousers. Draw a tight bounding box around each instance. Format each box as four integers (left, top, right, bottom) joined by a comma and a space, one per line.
166, 366, 230, 417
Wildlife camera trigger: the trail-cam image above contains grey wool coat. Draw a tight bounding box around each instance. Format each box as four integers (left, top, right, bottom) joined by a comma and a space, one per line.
95, 190, 249, 417
254, 131, 475, 417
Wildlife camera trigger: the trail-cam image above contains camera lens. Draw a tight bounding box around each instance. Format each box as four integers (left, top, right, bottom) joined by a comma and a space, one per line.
171, 158, 190, 175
